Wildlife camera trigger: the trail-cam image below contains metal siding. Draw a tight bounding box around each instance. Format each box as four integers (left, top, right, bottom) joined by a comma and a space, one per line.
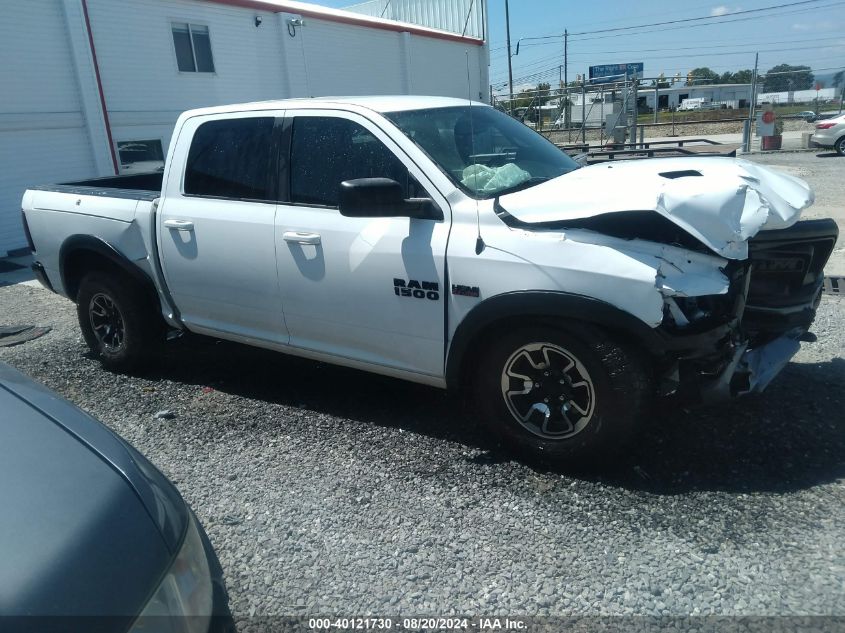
299, 19, 405, 96
85, 0, 288, 145
410, 35, 484, 100
0, 0, 97, 255
3, 0, 489, 255
344, 0, 484, 39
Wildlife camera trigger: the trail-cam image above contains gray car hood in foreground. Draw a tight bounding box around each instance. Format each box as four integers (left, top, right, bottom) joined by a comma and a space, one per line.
0, 362, 187, 617
498, 157, 814, 259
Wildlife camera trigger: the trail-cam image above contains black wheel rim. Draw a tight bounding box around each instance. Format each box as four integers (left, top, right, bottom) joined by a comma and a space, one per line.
89, 293, 125, 353
500, 342, 596, 440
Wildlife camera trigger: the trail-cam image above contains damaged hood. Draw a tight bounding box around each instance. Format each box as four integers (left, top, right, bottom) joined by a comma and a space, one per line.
497, 157, 814, 259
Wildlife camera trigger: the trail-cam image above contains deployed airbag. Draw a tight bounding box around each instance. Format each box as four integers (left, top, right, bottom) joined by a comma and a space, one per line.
462, 163, 530, 194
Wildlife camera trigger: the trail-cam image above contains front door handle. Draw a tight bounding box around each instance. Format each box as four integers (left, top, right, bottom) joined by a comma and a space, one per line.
283, 231, 321, 245
163, 219, 195, 231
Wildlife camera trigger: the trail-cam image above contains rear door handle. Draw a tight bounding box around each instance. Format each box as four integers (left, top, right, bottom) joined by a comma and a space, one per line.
163, 219, 194, 231
283, 231, 321, 245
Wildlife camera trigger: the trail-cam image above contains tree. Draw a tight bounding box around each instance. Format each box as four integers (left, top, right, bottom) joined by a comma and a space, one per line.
718, 69, 753, 84
763, 64, 814, 92
731, 69, 754, 84
833, 70, 844, 89
688, 67, 720, 85
537, 82, 551, 104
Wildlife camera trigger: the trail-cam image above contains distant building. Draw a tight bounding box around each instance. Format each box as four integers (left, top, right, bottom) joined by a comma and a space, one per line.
1, 0, 489, 256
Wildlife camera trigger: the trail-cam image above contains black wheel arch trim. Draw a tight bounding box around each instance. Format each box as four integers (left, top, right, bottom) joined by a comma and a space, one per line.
445, 290, 667, 390
59, 234, 158, 303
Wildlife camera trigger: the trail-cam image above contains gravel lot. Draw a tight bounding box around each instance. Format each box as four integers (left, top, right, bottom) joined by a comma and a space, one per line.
746, 151, 845, 275
1, 280, 844, 626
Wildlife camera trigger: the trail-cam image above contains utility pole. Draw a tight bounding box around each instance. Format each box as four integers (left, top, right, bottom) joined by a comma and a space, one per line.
745, 52, 759, 153
563, 29, 568, 88
505, 0, 513, 113
629, 76, 638, 148
563, 29, 569, 131
654, 82, 659, 124
840, 74, 844, 114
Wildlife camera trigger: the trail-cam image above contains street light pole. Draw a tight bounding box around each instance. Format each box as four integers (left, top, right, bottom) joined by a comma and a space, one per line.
505, 0, 514, 112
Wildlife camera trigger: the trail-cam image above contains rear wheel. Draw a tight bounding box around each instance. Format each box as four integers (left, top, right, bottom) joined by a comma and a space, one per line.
473, 322, 650, 468
76, 271, 162, 372
835, 136, 845, 156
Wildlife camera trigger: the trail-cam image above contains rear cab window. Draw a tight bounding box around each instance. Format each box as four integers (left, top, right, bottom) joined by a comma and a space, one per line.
184, 117, 276, 201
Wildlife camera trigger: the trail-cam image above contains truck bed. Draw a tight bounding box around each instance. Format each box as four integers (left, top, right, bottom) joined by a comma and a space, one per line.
29, 172, 163, 202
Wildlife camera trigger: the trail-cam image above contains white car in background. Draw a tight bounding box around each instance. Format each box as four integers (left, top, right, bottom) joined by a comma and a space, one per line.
812, 114, 845, 155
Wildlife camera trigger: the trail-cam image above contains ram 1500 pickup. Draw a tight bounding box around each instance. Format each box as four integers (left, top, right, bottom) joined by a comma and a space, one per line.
22, 96, 838, 465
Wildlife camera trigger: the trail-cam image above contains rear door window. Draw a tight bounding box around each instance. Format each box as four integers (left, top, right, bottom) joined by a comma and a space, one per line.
185, 117, 275, 200
289, 116, 410, 207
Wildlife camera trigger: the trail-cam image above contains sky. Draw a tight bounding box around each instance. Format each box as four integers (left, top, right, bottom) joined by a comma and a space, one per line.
312, 0, 845, 93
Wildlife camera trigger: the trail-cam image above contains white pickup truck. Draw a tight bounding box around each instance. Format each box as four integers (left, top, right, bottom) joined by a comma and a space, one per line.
22, 96, 838, 465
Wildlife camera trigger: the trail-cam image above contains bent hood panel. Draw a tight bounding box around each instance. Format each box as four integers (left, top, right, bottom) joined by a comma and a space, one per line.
497, 157, 814, 259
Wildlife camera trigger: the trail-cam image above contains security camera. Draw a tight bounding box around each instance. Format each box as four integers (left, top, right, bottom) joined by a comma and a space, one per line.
254, 16, 263, 27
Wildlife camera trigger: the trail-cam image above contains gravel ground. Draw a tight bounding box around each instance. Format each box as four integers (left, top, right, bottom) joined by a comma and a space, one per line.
1, 283, 844, 627
746, 151, 845, 275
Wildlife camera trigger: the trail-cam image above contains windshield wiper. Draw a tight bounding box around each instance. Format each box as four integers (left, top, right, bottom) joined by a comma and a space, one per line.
493, 177, 550, 197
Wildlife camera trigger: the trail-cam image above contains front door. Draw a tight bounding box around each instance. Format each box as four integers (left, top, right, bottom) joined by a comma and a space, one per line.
157, 113, 287, 344
274, 111, 449, 377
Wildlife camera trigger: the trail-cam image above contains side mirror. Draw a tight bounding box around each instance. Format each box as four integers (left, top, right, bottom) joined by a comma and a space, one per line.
339, 178, 442, 220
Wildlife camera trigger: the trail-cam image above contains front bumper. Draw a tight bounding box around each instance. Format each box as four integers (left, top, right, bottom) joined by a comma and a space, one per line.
700, 331, 802, 401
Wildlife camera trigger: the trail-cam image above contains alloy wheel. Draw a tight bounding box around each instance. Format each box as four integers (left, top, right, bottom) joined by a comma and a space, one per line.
500, 342, 596, 440
89, 293, 125, 353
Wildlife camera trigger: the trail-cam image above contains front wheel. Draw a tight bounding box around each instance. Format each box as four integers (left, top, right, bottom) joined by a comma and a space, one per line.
77, 271, 162, 372
473, 323, 650, 468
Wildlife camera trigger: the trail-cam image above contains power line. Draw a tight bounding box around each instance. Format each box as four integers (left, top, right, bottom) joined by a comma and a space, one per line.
490, 41, 845, 82
506, 0, 827, 48
567, 1, 845, 43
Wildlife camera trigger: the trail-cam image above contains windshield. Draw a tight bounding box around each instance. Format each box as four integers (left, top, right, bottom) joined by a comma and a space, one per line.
385, 106, 578, 198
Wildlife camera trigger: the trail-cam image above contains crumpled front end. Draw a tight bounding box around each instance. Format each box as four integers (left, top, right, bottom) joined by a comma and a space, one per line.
494, 157, 836, 402
655, 218, 838, 401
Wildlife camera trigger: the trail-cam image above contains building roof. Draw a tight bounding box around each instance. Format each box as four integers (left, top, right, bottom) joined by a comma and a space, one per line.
203, 0, 484, 44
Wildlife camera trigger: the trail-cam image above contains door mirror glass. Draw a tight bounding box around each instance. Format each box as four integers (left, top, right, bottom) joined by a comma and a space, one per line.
339, 178, 442, 220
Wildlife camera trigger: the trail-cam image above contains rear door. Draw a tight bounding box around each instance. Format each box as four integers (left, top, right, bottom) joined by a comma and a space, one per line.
274, 110, 450, 377
157, 112, 288, 344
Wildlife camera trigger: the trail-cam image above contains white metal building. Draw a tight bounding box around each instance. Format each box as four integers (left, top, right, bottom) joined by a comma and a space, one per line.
0, 0, 488, 256
344, 0, 484, 39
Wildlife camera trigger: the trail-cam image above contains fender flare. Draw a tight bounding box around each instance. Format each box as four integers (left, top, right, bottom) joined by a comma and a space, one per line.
444, 290, 666, 390
59, 234, 156, 302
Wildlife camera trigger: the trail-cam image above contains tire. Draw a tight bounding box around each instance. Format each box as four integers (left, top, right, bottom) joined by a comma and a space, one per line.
473, 322, 650, 468
835, 136, 845, 156
76, 271, 163, 372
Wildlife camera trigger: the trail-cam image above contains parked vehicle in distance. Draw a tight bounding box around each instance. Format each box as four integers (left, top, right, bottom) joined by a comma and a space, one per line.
22, 96, 838, 465
812, 113, 845, 155
0, 361, 232, 632
678, 97, 707, 111
796, 110, 817, 122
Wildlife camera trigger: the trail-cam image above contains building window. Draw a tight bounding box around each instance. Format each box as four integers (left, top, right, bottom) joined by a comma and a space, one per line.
117, 140, 165, 174
172, 23, 215, 73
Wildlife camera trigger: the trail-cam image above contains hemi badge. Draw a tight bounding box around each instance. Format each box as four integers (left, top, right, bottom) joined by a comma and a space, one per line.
452, 284, 480, 298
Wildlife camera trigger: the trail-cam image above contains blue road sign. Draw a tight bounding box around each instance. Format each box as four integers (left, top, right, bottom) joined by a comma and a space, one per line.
588, 63, 644, 84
